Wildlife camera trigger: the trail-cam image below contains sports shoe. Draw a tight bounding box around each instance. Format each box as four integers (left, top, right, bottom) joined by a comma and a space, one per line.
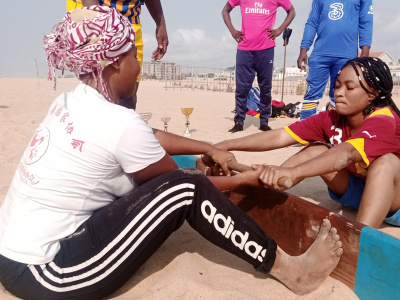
228, 123, 243, 133
259, 125, 272, 131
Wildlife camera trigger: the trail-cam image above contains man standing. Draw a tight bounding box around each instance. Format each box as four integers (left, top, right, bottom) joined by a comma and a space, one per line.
67, 0, 168, 110
223, 0, 295, 133
297, 0, 373, 120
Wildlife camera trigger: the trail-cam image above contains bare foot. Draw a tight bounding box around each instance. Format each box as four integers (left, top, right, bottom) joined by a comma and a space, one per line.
269, 218, 343, 295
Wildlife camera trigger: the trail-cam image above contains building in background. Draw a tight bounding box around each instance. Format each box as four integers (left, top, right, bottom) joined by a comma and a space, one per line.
142, 61, 181, 80
273, 67, 307, 80
366, 52, 400, 82
144, 52, 400, 95
370, 51, 397, 66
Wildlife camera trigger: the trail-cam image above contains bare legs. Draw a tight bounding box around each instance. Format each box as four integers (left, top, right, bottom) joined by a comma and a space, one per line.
270, 219, 343, 295
357, 153, 400, 228
282, 145, 400, 228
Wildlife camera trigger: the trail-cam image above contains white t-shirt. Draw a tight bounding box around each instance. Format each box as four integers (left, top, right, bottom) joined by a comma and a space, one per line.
0, 83, 166, 264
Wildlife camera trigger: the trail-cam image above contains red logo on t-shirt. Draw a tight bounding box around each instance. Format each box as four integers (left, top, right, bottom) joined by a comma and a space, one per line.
25, 128, 50, 165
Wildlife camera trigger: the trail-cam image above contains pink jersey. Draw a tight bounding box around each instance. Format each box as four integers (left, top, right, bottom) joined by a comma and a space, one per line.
284, 108, 400, 179
229, 0, 292, 51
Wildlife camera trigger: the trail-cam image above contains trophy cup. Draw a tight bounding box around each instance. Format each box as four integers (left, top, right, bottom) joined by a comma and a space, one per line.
139, 112, 152, 124
180, 108, 193, 137
160, 116, 171, 132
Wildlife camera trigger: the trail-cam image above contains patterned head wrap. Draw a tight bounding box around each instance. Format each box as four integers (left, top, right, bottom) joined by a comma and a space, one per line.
44, 6, 135, 102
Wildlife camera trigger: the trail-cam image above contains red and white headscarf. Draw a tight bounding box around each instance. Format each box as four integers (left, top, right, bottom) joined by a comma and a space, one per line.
44, 6, 135, 101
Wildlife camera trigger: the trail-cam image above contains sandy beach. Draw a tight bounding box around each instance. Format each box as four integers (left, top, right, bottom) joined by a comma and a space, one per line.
1, 78, 399, 299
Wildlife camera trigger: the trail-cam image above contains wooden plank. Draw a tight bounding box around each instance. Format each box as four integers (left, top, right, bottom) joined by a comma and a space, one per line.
224, 186, 364, 290
194, 157, 364, 290
190, 156, 400, 296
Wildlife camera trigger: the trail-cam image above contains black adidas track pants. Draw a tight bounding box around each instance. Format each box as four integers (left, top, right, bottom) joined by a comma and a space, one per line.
0, 169, 277, 300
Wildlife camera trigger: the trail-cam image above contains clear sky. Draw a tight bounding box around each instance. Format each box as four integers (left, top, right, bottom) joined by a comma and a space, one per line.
0, 0, 399, 78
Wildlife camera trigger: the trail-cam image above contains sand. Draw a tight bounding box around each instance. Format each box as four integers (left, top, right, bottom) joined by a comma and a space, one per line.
1, 78, 399, 299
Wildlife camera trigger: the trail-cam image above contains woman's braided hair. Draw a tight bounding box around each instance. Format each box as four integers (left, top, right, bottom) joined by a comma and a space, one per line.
337, 57, 400, 117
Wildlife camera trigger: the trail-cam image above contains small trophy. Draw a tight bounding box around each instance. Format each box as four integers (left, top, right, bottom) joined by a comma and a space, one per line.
180, 108, 193, 137
139, 112, 152, 124
161, 116, 171, 132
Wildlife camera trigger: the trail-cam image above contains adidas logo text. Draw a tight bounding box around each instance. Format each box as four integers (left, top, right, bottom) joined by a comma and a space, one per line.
201, 200, 266, 262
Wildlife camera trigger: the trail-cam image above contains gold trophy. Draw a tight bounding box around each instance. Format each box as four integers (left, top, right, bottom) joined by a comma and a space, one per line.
180, 108, 193, 137
139, 112, 152, 124
160, 116, 171, 132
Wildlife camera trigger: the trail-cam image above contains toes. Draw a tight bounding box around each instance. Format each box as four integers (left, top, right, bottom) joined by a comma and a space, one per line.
336, 240, 342, 248
325, 232, 339, 244
332, 240, 343, 254
330, 227, 337, 234
332, 233, 340, 242
318, 218, 331, 235
334, 247, 343, 257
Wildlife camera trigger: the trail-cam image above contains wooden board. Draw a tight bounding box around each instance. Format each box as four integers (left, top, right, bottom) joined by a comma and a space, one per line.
224, 185, 364, 290
172, 155, 400, 298
223, 186, 400, 300
193, 156, 364, 289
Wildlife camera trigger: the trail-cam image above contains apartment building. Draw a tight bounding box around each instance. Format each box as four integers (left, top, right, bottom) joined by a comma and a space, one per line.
142, 61, 181, 80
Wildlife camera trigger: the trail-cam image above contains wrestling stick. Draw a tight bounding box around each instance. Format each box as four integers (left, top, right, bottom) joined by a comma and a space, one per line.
280, 28, 292, 102
227, 161, 293, 189
281, 36, 287, 102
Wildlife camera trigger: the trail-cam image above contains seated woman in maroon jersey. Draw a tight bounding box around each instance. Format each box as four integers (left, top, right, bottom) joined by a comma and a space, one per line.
211, 57, 400, 229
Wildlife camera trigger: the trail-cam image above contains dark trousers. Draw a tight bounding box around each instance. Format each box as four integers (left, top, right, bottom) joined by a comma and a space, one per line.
0, 169, 277, 300
234, 48, 274, 126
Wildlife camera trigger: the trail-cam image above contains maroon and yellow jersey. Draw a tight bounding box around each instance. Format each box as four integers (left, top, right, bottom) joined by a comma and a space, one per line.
284, 107, 400, 178
67, 0, 141, 24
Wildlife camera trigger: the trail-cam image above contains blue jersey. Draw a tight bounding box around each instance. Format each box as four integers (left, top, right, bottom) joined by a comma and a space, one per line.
300, 0, 373, 59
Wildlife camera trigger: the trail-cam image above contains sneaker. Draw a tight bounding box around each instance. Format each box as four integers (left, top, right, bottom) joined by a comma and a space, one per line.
259, 125, 272, 131
228, 123, 243, 133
